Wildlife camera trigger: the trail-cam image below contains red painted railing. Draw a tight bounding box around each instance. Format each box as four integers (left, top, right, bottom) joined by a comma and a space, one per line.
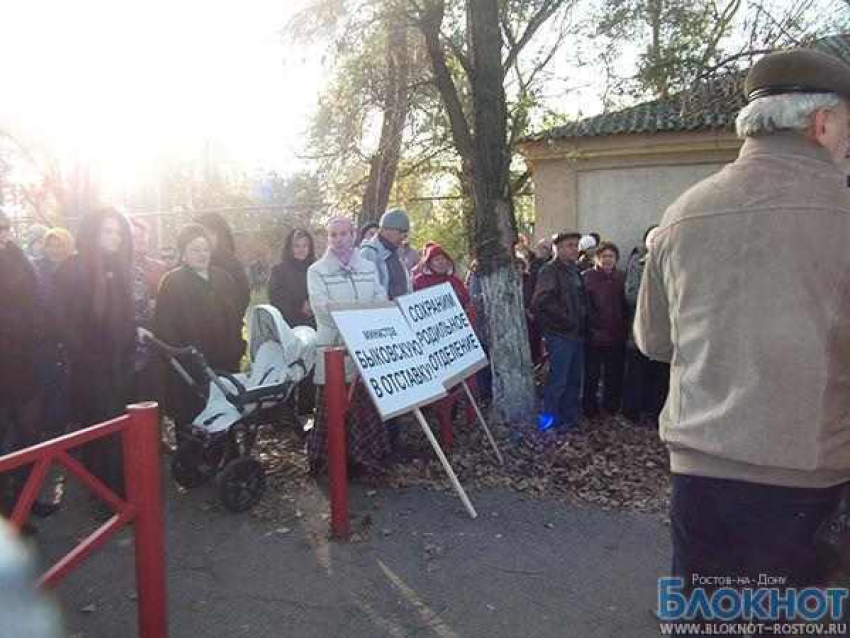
325, 348, 350, 540
0, 402, 168, 638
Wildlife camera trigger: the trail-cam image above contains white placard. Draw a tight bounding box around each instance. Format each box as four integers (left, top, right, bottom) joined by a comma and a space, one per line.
331, 307, 448, 420
396, 283, 488, 389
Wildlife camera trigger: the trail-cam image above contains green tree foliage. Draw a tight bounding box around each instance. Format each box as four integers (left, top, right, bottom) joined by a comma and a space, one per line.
289, 1, 444, 218
591, 0, 848, 104
122, 158, 326, 258
290, 0, 577, 247
408, 196, 470, 270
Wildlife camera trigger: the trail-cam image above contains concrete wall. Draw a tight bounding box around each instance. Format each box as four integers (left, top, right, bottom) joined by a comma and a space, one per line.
521, 129, 742, 261
577, 163, 727, 260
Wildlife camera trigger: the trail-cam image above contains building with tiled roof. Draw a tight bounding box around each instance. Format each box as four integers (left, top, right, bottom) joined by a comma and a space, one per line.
518, 34, 850, 257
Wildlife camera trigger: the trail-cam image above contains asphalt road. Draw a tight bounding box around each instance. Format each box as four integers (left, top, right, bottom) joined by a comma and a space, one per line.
33, 475, 670, 638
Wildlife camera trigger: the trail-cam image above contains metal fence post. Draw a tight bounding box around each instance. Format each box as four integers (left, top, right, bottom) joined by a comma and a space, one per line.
325, 348, 350, 540
123, 402, 168, 638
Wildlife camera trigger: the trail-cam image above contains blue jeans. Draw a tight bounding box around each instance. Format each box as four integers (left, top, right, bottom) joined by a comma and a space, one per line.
542, 334, 584, 428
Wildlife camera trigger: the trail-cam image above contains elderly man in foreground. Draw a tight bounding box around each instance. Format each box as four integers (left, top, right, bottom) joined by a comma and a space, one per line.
635, 48, 850, 607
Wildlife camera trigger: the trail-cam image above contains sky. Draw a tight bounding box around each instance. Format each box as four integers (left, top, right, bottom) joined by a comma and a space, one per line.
0, 0, 324, 199
4, 1, 832, 205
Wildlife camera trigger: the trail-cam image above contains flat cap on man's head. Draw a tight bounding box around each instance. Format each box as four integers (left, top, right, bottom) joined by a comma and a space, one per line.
745, 48, 850, 102
552, 231, 581, 245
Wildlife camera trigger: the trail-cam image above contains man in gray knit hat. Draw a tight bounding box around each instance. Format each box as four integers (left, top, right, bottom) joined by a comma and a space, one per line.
360, 208, 413, 301
635, 47, 850, 627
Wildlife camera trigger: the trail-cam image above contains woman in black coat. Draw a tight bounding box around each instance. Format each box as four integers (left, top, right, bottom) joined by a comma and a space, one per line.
195, 212, 251, 321
0, 214, 45, 517
268, 228, 317, 419
268, 228, 316, 328
33, 228, 76, 440
0, 216, 41, 414
154, 224, 246, 437
54, 208, 137, 496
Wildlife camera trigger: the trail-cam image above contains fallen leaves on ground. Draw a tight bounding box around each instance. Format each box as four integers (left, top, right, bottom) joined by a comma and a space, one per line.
384, 409, 671, 514
171, 407, 671, 523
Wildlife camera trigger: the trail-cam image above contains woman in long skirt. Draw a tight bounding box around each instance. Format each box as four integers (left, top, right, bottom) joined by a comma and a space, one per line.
305, 216, 390, 477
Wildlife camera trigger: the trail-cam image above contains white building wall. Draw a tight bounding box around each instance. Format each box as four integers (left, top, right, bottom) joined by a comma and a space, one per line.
576, 163, 727, 261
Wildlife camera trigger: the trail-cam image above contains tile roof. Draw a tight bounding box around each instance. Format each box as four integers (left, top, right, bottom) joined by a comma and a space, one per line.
526, 34, 850, 142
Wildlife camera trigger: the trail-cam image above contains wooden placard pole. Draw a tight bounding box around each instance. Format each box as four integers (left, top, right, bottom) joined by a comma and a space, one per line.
461, 380, 503, 466
412, 408, 477, 519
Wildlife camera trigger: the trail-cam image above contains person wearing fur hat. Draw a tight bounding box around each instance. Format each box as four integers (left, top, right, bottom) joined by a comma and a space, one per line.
412, 243, 471, 309
54, 208, 137, 497
360, 208, 412, 300
194, 212, 251, 321
153, 224, 246, 439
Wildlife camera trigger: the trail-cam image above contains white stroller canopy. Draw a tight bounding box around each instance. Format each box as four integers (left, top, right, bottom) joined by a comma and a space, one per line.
248, 304, 316, 374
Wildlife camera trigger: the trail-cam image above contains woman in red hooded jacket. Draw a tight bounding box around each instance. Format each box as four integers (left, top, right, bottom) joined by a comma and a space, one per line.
412, 244, 477, 437
412, 244, 471, 309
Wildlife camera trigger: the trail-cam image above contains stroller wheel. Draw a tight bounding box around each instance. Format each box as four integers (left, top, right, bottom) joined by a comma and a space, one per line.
218, 458, 266, 513
171, 441, 217, 488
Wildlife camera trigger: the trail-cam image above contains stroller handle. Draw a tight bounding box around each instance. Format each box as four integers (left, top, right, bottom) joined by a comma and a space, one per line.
146, 334, 199, 358
147, 333, 245, 409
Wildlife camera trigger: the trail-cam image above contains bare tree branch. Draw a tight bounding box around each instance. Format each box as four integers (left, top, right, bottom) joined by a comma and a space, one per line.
691, 47, 774, 82
502, 0, 568, 75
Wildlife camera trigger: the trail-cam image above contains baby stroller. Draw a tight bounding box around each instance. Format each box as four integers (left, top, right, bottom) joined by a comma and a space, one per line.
149, 304, 317, 512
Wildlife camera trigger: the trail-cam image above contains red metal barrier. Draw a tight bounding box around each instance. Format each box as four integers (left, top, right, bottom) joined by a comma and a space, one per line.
325, 348, 350, 540
0, 402, 168, 638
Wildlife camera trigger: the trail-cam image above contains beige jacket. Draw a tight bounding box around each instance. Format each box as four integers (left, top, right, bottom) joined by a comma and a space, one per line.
307, 250, 387, 384
635, 132, 850, 488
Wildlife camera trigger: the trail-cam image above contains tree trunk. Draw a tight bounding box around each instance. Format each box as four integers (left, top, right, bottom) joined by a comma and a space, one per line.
478, 228, 536, 424
468, 0, 536, 423
416, 0, 535, 423
359, 14, 410, 225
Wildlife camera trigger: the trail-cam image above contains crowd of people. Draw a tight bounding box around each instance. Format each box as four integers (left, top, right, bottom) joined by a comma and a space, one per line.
0, 209, 252, 531
2, 47, 849, 636
1, 195, 668, 517
522, 229, 670, 432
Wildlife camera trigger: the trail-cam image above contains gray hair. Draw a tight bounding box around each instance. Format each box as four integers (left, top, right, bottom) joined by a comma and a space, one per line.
735, 93, 841, 138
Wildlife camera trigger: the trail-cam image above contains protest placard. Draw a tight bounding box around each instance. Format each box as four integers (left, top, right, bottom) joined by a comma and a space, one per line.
330, 306, 447, 421
395, 283, 488, 389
